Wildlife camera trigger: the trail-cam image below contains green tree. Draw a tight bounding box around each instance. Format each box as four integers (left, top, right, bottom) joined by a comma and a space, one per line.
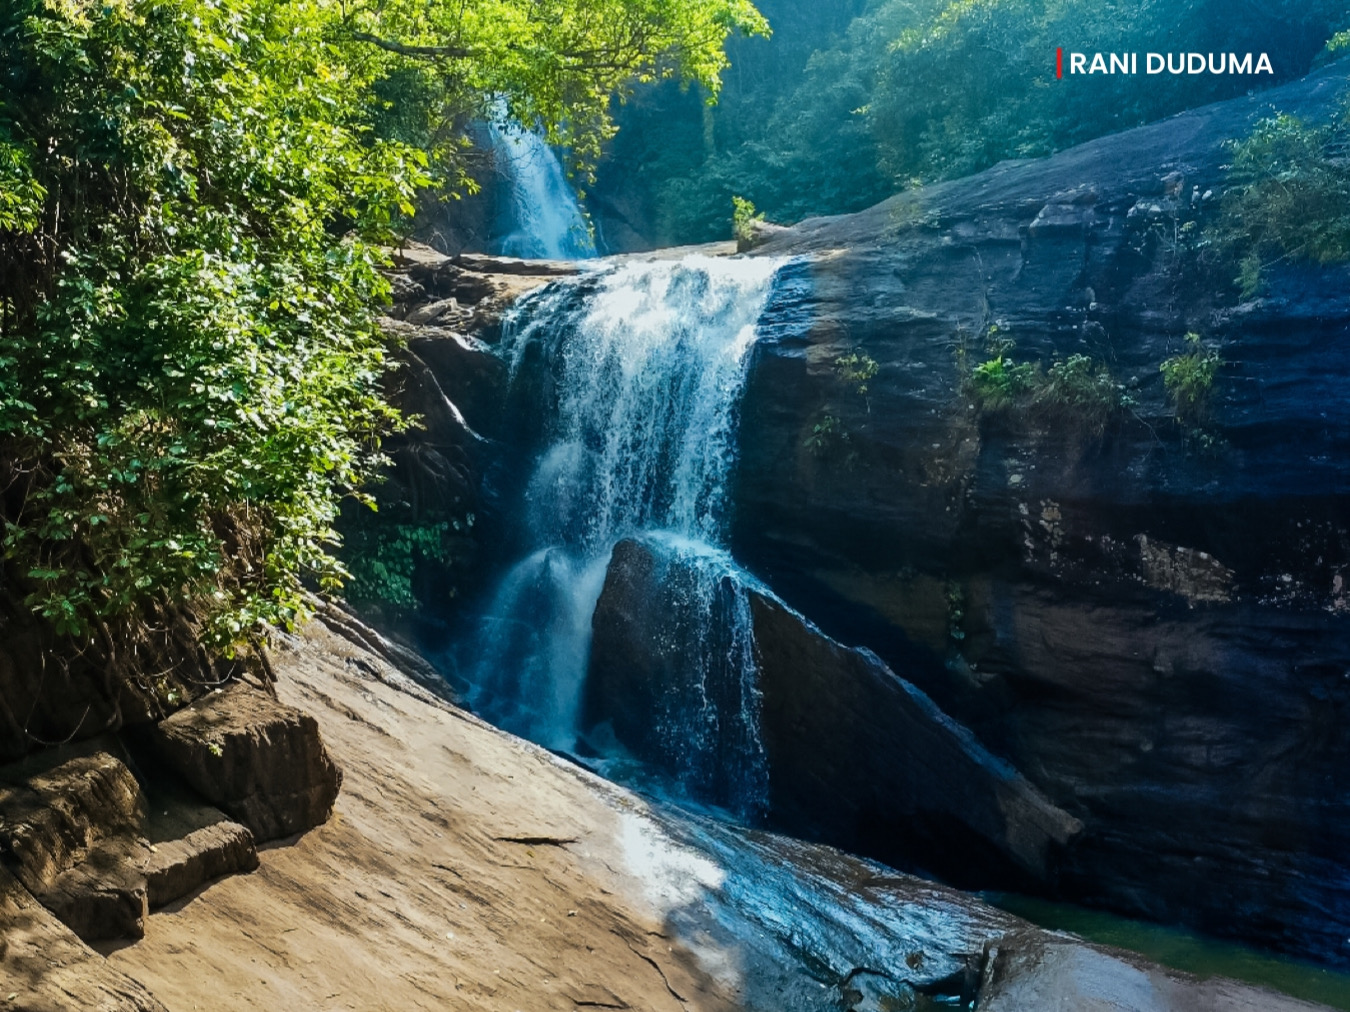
594, 0, 1347, 245
0, 0, 765, 668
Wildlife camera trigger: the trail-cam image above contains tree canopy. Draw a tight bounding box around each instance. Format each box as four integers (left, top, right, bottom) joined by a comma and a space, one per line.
593, 0, 1349, 245
0, 0, 765, 658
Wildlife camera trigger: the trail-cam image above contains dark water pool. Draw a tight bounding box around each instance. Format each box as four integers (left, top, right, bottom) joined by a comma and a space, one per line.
988, 893, 1350, 1010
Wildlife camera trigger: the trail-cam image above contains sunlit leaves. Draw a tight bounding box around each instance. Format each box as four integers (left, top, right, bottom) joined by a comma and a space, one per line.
0, 0, 762, 651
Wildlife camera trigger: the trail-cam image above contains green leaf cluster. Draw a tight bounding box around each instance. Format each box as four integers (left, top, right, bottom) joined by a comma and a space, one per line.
731, 194, 764, 243
835, 351, 879, 397
0, 0, 764, 653
1160, 333, 1221, 422
340, 513, 461, 614
969, 355, 1039, 410
1215, 105, 1350, 298
967, 344, 1130, 436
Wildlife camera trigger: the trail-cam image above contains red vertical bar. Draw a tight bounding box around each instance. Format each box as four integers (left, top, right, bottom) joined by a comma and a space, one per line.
1057, 47, 1064, 79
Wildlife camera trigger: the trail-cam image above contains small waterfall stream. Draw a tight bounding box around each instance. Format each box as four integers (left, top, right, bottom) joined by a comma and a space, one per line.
487, 117, 596, 260
462, 254, 783, 816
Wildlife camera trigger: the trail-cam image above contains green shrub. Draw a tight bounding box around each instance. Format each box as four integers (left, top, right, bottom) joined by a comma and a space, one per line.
732, 195, 765, 243
1216, 105, 1350, 297
969, 355, 1041, 410
1038, 354, 1130, 434
966, 341, 1129, 435
1160, 333, 1222, 421
805, 413, 845, 457
835, 352, 880, 396
340, 515, 458, 614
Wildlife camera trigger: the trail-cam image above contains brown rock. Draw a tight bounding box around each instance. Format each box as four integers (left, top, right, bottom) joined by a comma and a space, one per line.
0, 746, 145, 895
144, 820, 257, 908
404, 296, 466, 326
36, 836, 149, 941
0, 866, 167, 1012
150, 682, 342, 841
451, 252, 580, 276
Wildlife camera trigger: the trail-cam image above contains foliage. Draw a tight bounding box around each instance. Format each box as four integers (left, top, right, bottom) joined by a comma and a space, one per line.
1160, 333, 1222, 421
341, 0, 768, 179
1215, 104, 1350, 297
732, 195, 765, 243
340, 512, 459, 614
804, 413, 849, 459
0, 0, 765, 657
969, 355, 1040, 410
966, 341, 1129, 435
835, 352, 879, 397
594, 0, 1347, 245
1038, 355, 1130, 434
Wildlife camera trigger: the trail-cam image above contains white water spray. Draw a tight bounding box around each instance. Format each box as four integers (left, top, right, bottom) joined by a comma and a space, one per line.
466, 255, 782, 817
487, 118, 596, 260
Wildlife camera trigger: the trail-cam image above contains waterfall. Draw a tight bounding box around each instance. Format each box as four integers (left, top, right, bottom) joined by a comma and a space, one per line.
463, 255, 782, 817
487, 117, 596, 260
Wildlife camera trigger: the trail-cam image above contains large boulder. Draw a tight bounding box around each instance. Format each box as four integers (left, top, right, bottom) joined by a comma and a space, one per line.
585, 537, 1081, 887
731, 63, 1350, 960
0, 746, 150, 940
150, 682, 341, 842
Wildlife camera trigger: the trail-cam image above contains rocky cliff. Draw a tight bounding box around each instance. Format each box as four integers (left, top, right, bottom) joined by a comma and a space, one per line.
730, 61, 1350, 961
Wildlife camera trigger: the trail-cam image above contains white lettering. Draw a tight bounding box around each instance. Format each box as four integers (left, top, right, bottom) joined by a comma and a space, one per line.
1065, 50, 1265, 79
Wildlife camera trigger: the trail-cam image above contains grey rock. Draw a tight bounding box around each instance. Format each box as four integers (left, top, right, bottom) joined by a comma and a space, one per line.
726, 62, 1350, 961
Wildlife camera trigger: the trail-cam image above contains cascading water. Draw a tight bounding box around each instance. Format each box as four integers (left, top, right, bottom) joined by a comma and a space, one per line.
487, 117, 596, 260
463, 254, 783, 818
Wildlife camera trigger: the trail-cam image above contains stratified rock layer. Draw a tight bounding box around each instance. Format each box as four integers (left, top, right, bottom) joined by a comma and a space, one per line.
732, 63, 1350, 960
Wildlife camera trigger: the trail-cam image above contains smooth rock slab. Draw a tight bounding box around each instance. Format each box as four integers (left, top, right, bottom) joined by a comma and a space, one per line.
151, 681, 341, 842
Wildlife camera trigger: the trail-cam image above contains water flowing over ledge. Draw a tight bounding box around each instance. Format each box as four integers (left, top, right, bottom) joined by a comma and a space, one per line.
461, 255, 785, 815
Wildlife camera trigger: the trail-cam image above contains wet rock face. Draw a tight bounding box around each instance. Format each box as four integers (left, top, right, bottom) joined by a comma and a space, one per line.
151, 682, 341, 842
586, 537, 1081, 887
734, 66, 1350, 960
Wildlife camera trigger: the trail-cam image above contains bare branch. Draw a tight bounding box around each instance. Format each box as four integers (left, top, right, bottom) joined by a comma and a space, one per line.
347, 31, 476, 59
